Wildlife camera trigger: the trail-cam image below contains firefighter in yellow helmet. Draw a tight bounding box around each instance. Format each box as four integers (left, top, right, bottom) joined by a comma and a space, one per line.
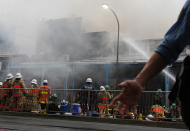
38, 80, 52, 114
97, 86, 111, 118
11, 73, 26, 111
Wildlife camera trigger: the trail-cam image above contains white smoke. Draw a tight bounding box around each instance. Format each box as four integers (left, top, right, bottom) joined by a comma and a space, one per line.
0, 0, 186, 56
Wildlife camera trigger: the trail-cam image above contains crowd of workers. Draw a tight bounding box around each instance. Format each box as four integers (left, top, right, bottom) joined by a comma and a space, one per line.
0, 73, 182, 120
0, 73, 113, 118
146, 88, 182, 121
0, 73, 51, 114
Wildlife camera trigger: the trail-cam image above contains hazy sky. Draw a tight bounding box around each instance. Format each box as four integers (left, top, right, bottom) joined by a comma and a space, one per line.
0, 0, 186, 55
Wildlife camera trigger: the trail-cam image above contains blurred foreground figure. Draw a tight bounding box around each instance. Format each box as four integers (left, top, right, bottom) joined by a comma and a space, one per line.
97, 86, 111, 118
28, 79, 39, 112
39, 80, 52, 114
1, 73, 14, 111
11, 73, 26, 111
110, 1, 190, 128
79, 78, 96, 116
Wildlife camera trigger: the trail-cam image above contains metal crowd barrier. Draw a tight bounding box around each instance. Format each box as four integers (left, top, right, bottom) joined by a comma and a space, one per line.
0, 88, 182, 122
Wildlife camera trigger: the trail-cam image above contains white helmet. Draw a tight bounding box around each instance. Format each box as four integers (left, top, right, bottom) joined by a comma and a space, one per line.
145, 114, 154, 121
6, 73, 14, 80
43, 80, 48, 84
100, 86, 105, 91
15, 73, 22, 79
31, 79, 37, 84
86, 78, 92, 83
0, 82, 3, 86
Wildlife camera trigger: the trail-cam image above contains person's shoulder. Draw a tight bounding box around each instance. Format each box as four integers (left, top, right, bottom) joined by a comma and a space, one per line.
106, 91, 110, 95
186, 0, 190, 4
39, 85, 44, 88
20, 80, 25, 83
36, 85, 40, 88
184, 0, 190, 10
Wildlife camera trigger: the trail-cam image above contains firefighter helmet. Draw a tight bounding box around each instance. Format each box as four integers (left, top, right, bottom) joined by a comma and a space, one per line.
43, 80, 48, 84
15, 73, 22, 79
6, 73, 14, 80
157, 88, 162, 92
145, 114, 154, 121
31, 79, 37, 84
62, 99, 66, 103
86, 78, 92, 83
100, 86, 105, 91
52, 93, 57, 97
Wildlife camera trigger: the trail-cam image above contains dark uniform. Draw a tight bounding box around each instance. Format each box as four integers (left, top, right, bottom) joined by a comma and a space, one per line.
79, 83, 96, 115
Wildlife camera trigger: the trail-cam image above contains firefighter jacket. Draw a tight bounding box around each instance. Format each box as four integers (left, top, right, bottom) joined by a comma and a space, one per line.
79, 84, 96, 103
39, 85, 51, 104
29, 84, 39, 98
0, 85, 3, 101
2, 80, 13, 97
12, 80, 26, 98
97, 91, 111, 104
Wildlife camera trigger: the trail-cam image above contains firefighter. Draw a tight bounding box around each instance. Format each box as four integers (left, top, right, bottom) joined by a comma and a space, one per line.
39, 80, 52, 115
151, 104, 165, 121
28, 79, 39, 112
97, 86, 111, 118
154, 88, 164, 106
170, 103, 177, 121
0, 82, 3, 110
79, 78, 96, 116
11, 73, 26, 112
48, 93, 59, 113
1, 73, 14, 111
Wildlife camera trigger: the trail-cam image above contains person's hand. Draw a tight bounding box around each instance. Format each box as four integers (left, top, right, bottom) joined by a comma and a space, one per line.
109, 79, 144, 119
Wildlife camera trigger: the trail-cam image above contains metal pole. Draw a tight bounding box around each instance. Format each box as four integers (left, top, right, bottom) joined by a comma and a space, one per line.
109, 8, 120, 64
109, 8, 120, 88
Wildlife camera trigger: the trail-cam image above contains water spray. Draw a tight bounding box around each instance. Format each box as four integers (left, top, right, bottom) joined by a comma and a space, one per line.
123, 38, 176, 82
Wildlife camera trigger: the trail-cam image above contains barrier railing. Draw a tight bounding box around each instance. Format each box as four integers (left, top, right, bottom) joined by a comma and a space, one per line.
0, 88, 182, 121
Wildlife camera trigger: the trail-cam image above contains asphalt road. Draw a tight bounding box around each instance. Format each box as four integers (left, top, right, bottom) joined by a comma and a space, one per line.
0, 115, 188, 131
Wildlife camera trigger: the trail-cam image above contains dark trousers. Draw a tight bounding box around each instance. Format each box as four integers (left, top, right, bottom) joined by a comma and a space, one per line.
181, 102, 190, 129
81, 101, 94, 113
40, 103, 47, 110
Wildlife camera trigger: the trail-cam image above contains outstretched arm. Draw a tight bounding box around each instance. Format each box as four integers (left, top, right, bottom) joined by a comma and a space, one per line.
135, 52, 168, 87
109, 52, 167, 118
110, 1, 190, 118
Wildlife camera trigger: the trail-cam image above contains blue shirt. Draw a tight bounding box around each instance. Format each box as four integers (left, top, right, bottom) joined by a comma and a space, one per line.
155, 0, 190, 64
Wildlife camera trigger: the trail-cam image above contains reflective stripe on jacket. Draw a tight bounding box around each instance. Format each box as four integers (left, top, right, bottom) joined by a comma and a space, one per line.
39, 85, 51, 104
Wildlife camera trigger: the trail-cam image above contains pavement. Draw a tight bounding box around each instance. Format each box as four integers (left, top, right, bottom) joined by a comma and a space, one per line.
0, 112, 188, 131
